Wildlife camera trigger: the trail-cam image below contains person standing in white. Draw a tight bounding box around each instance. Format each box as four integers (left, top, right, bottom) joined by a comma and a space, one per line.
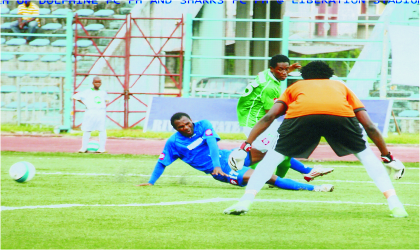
72, 77, 110, 153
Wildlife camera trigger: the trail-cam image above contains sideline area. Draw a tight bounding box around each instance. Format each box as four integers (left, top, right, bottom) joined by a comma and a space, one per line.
1, 135, 419, 162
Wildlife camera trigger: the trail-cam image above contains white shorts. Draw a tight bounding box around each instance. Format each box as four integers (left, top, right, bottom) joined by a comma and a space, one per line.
242, 119, 281, 153
81, 109, 106, 132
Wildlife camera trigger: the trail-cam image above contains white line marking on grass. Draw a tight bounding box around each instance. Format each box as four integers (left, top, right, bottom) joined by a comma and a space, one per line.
256, 199, 420, 207
0, 198, 234, 211
36, 172, 419, 185
323, 165, 419, 170
37, 172, 211, 178
2, 198, 419, 211
309, 180, 419, 185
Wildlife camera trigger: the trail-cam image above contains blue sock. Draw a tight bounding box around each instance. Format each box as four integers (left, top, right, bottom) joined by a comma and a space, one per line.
274, 177, 314, 191
290, 158, 312, 174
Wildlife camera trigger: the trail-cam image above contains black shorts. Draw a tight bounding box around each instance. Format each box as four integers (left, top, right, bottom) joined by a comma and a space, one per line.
275, 115, 367, 158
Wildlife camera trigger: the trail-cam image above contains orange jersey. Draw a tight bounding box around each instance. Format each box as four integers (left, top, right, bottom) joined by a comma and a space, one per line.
278, 79, 365, 119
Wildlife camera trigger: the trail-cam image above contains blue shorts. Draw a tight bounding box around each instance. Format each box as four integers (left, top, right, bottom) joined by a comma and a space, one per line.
211, 151, 252, 187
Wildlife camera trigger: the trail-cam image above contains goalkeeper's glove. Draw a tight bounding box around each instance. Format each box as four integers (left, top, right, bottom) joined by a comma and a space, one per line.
228, 142, 252, 171
381, 152, 405, 180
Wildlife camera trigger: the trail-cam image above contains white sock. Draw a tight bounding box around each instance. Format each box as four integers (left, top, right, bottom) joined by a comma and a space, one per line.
81, 131, 91, 151
387, 195, 404, 210
355, 147, 394, 193
240, 150, 285, 202
354, 148, 404, 210
99, 130, 107, 151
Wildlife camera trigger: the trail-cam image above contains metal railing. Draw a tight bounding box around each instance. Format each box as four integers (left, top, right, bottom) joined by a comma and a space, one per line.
1, 13, 73, 129
183, 14, 397, 96
183, 15, 419, 93
182, 14, 419, 132
72, 14, 184, 129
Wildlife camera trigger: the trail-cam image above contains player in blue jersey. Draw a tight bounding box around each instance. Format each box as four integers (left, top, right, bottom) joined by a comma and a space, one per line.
137, 112, 334, 192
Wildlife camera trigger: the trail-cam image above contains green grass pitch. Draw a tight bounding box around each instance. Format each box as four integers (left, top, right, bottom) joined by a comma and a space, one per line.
1, 151, 419, 249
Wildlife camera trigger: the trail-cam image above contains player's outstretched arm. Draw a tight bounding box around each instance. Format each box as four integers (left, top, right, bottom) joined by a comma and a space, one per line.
136, 162, 166, 186
288, 62, 301, 74
72, 91, 86, 106
207, 137, 228, 177
355, 111, 405, 179
247, 102, 286, 144
355, 110, 389, 155
212, 167, 227, 176
72, 96, 86, 107
229, 102, 286, 171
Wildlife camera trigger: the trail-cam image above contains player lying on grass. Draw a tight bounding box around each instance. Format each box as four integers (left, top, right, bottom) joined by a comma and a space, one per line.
224, 61, 407, 218
137, 112, 334, 192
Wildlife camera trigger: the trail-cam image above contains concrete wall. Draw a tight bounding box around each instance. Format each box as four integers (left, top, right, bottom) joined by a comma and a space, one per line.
191, 4, 226, 82
234, 2, 251, 76
337, 4, 359, 38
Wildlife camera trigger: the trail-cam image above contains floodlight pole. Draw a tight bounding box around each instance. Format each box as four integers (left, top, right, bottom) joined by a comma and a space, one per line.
183, 13, 193, 97
379, 25, 390, 99
281, 15, 290, 95
61, 11, 73, 131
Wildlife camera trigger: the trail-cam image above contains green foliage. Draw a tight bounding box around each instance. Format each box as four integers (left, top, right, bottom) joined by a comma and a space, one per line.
289, 49, 362, 77
1, 152, 418, 249
224, 59, 235, 75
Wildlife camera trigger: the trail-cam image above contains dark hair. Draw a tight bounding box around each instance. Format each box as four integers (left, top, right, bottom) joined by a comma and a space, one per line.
300, 61, 334, 79
170, 112, 191, 128
269, 54, 290, 68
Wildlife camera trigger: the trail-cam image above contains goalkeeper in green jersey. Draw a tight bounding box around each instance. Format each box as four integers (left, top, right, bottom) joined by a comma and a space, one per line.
236, 54, 333, 181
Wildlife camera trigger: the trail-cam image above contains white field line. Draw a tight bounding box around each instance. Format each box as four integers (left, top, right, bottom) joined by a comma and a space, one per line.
31, 159, 420, 168
37, 172, 211, 178
2, 197, 419, 211
316, 165, 419, 169
36, 172, 420, 185
310, 180, 419, 185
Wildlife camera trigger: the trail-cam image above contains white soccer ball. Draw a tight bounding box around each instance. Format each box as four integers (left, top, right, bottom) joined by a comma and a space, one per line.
9, 161, 36, 183
386, 166, 405, 180
87, 141, 100, 152
384, 159, 405, 180
228, 149, 247, 171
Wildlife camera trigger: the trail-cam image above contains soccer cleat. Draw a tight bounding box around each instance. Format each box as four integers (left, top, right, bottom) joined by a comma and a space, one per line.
303, 167, 334, 182
313, 184, 334, 192
223, 200, 252, 215
390, 207, 408, 218
96, 149, 107, 153
78, 149, 87, 153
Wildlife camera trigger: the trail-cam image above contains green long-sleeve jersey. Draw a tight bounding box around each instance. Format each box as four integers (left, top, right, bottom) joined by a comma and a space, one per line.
237, 69, 281, 128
